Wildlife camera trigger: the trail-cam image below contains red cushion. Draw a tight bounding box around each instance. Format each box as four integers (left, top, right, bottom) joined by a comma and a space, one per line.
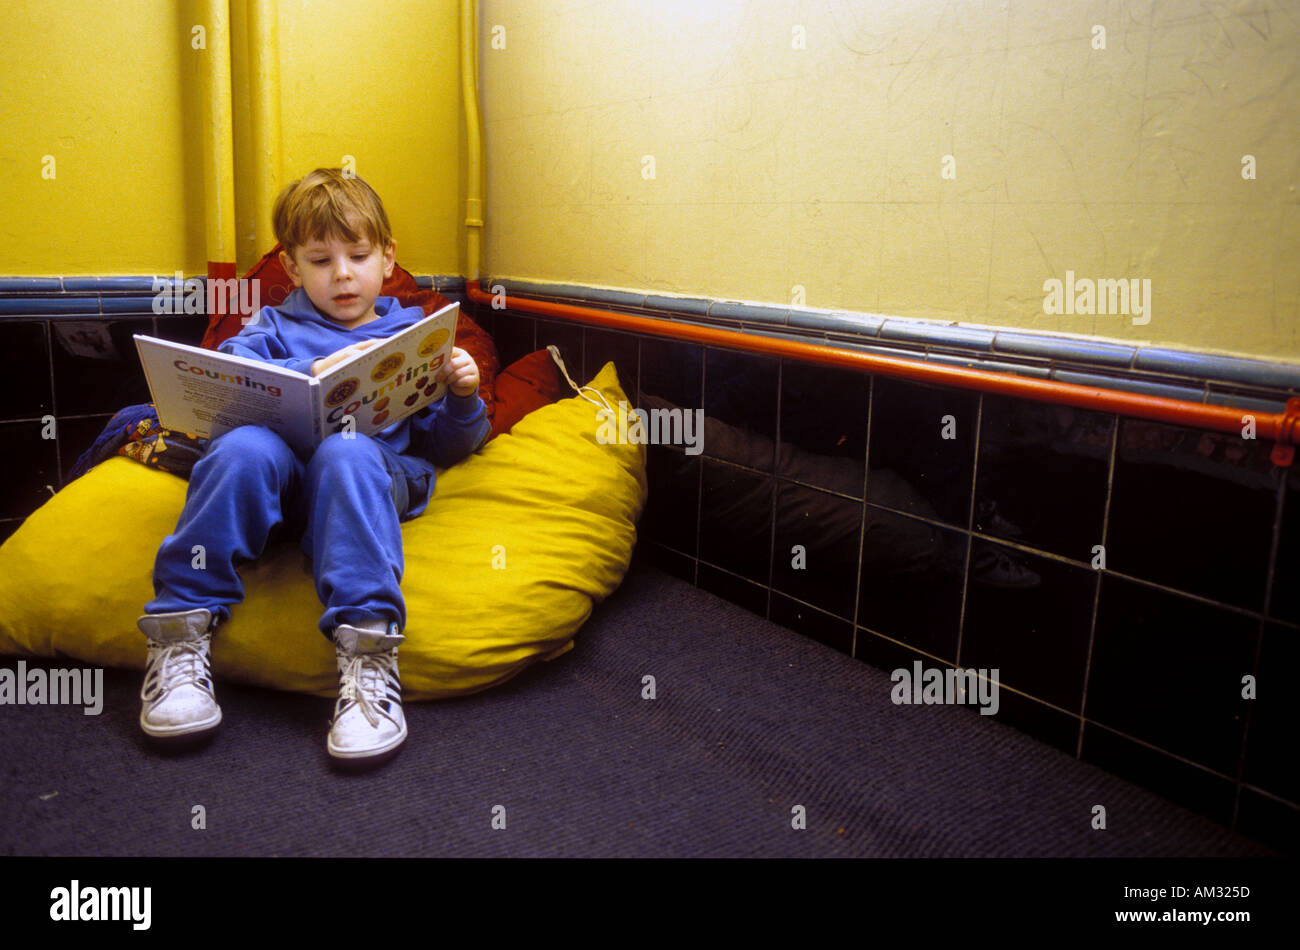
489, 349, 568, 440
202, 245, 498, 423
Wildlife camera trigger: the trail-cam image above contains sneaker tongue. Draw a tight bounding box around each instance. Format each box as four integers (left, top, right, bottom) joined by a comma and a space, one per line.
333, 625, 398, 655
137, 609, 212, 642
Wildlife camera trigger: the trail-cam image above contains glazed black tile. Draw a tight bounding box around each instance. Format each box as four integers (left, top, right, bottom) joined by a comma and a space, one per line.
641, 445, 699, 555
986, 687, 1081, 755
582, 327, 639, 396
1235, 788, 1298, 854
0, 320, 51, 419
1271, 469, 1300, 624
777, 359, 869, 497
702, 348, 778, 470
638, 336, 702, 411
534, 319, 583, 379
975, 395, 1112, 562
0, 421, 59, 521
632, 542, 695, 586
152, 314, 210, 347
697, 562, 768, 617
962, 539, 1096, 714
50, 317, 153, 416
491, 311, 536, 368
858, 507, 965, 662
1088, 574, 1256, 775
769, 592, 853, 655
771, 480, 861, 620
1242, 622, 1298, 803
1080, 723, 1238, 826
698, 459, 773, 585
466, 301, 494, 338
867, 376, 978, 528
55, 414, 115, 485
1108, 418, 1275, 611
853, 629, 929, 677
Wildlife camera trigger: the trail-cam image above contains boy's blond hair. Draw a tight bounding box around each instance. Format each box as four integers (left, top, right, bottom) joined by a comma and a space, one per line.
272, 168, 393, 255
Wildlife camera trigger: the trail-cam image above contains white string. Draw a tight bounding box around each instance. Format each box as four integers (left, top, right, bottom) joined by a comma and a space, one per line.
547, 345, 613, 413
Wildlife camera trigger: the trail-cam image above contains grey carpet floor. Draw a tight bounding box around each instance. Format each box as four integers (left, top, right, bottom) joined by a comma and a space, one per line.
0, 560, 1276, 857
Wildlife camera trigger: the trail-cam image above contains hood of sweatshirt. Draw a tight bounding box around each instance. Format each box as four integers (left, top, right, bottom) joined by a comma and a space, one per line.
274, 287, 419, 332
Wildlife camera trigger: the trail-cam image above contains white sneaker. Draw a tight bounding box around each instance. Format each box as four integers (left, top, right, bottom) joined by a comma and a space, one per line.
137, 608, 222, 741
327, 622, 407, 766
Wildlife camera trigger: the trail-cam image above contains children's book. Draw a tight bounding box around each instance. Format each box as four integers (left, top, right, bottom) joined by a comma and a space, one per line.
133, 302, 460, 454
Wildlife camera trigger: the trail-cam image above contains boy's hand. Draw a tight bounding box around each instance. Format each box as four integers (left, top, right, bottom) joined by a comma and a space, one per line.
439, 347, 479, 397
311, 338, 384, 376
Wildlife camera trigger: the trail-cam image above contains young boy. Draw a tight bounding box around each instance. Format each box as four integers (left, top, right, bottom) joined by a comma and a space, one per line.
136, 168, 489, 767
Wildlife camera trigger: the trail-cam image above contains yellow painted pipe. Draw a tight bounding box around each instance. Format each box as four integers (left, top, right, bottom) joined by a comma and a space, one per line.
461, 0, 484, 281
247, 0, 282, 258
198, 0, 236, 277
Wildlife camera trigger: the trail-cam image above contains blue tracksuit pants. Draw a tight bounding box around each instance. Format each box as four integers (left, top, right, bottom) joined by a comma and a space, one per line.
145, 425, 435, 637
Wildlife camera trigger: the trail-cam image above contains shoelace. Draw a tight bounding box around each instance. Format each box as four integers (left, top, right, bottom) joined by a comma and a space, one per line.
140, 639, 211, 702
336, 651, 398, 728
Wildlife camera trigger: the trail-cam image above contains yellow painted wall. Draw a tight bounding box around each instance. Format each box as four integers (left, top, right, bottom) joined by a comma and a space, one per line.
251, 0, 464, 274
0, 0, 200, 274
480, 0, 1300, 363
0, 0, 463, 277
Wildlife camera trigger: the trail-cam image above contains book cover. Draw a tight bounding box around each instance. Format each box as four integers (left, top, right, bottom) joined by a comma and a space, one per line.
134, 302, 460, 454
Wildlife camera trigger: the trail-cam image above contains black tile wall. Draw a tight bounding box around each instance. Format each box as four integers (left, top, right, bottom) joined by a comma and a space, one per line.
638, 336, 702, 411
485, 310, 535, 368
50, 316, 155, 414
771, 480, 861, 620
867, 377, 978, 528
1270, 468, 1300, 625
1087, 574, 1256, 776
641, 445, 699, 555
534, 318, 583, 378
467, 304, 1298, 854
975, 395, 1112, 562
698, 459, 773, 585
0, 320, 52, 417
962, 539, 1095, 715
0, 308, 216, 539
858, 510, 966, 660
582, 327, 639, 396
1243, 622, 1299, 804
703, 348, 778, 469
4, 293, 1297, 854
769, 592, 854, 655
1079, 724, 1239, 827
0, 421, 59, 520
1108, 418, 1276, 612
778, 360, 868, 497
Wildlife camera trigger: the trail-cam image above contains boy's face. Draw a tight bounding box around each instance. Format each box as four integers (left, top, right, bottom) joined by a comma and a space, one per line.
280, 231, 396, 329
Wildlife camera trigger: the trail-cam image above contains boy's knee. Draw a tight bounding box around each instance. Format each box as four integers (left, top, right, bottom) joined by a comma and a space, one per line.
310, 431, 384, 473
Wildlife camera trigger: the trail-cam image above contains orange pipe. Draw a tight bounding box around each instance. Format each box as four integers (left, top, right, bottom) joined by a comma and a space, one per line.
466, 281, 1299, 456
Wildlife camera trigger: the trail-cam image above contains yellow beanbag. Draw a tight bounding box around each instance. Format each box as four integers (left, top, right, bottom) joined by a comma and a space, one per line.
0, 363, 646, 700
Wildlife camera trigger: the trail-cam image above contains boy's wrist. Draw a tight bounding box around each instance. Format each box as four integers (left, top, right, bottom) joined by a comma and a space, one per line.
445, 387, 482, 416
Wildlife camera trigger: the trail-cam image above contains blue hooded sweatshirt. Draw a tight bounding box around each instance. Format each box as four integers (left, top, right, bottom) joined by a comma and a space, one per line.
219, 287, 490, 469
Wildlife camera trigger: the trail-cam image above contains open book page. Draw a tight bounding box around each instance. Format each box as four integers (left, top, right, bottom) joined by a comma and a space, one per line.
313, 302, 460, 440
134, 336, 320, 452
